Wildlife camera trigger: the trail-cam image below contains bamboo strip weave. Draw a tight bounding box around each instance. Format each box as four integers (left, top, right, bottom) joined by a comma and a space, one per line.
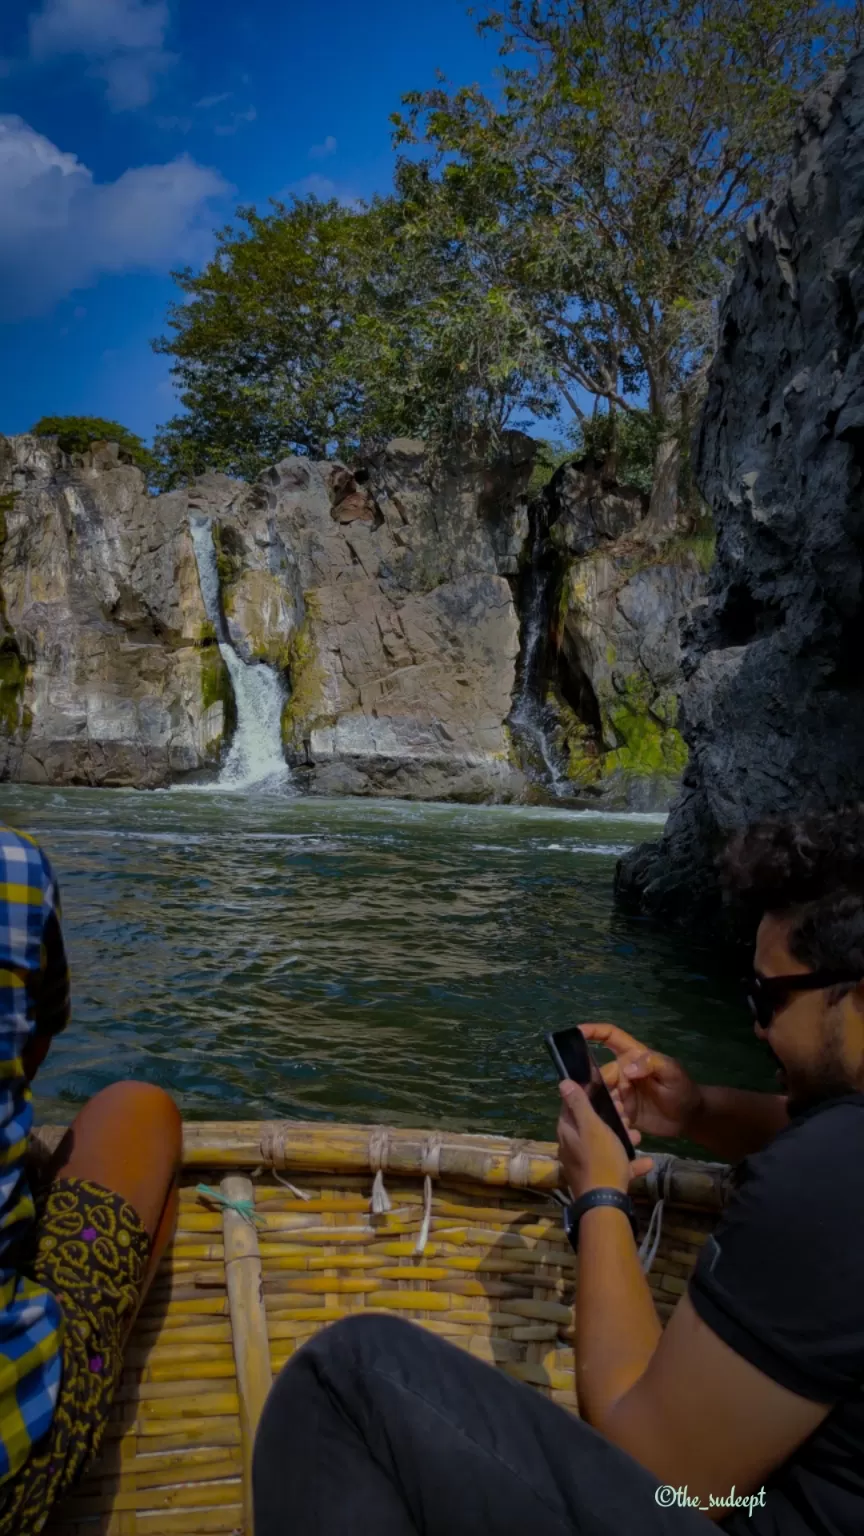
221, 1174, 272, 1536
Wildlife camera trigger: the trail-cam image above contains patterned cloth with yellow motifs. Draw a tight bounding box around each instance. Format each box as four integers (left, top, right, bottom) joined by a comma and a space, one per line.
0, 1177, 149, 1536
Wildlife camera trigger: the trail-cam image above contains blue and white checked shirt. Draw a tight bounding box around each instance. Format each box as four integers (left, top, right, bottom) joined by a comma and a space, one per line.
0, 825, 70, 1483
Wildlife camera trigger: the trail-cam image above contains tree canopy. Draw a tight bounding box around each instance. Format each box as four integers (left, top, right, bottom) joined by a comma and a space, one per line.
153, 189, 556, 485
154, 0, 864, 502
392, 0, 864, 518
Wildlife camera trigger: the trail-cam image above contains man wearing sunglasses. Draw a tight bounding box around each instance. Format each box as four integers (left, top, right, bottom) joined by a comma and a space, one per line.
254, 805, 864, 1536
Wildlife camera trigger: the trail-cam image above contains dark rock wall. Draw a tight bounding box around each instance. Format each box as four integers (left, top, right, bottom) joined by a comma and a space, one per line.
616, 55, 864, 928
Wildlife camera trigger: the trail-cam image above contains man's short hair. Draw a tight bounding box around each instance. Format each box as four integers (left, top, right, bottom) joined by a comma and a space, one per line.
718, 805, 864, 973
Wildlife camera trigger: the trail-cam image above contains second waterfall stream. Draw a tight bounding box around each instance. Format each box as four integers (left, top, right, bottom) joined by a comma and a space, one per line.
189, 516, 292, 792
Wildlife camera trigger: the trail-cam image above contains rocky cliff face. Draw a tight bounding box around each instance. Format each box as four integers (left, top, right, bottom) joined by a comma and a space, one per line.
0, 433, 533, 797
186, 437, 533, 799
516, 461, 706, 810
0, 434, 228, 786
0, 427, 703, 803
616, 54, 864, 928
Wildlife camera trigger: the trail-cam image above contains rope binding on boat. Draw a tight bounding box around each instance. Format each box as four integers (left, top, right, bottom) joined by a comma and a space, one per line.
196, 1182, 266, 1228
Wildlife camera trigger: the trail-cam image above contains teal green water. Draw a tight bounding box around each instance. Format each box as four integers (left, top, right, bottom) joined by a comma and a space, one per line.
0, 786, 772, 1143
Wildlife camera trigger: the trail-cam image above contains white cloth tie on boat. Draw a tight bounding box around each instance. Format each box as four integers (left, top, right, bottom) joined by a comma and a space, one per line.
368, 1129, 442, 1251
369, 1127, 393, 1214
413, 1134, 442, 1254
414, 1176, 433, 1256
638, 1152, 676, 1274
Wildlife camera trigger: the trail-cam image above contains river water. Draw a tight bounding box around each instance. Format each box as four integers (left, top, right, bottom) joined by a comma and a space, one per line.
0, 785, 772, 1144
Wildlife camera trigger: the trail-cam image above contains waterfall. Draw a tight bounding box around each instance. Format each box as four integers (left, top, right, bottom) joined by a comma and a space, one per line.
189, 517, 292, 793
509, 502, 566, 794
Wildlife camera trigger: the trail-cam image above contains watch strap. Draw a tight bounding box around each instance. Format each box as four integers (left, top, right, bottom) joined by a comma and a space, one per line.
563, 1187, 636, 1253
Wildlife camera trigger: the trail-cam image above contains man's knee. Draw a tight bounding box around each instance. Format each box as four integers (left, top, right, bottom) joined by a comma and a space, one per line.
260, 1315, 428, 1452
306, 1313, 426, 1372
286, 1313, 445, 1409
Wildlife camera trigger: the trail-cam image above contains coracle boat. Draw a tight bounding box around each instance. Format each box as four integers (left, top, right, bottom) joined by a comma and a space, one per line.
30, 1119, 733, 1536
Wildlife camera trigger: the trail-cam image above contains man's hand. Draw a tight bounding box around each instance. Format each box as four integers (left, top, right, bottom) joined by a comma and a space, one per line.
580, 1024, 702, 1140
557, 1080, 653, 1199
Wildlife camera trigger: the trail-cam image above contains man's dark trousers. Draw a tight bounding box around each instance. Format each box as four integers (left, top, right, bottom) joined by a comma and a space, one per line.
253, 1314, 719, 1534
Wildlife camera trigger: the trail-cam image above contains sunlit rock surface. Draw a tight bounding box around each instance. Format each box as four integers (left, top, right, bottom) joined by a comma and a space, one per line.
0, 433, 532, 797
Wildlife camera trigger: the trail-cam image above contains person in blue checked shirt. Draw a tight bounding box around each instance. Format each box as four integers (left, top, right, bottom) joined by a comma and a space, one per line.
0, 824, 181, 1536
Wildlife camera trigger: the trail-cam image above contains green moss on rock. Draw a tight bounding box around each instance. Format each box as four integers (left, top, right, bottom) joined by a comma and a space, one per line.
280, 599, 330, 753
552, 700, 603, 788
604, 674, 688, 778
212, 524, 245, 619
198, 641, 236, 756
0, 638, 29, 738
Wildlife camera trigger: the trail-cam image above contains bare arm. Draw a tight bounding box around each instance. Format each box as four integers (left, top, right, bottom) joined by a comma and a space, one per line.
574, 1203, 662, 1420
598, 1294, 829, 1516
685, 1085, 789, 1162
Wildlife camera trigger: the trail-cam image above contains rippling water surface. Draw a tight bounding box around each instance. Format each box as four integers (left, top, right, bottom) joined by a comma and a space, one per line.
0, 786, 772, 1141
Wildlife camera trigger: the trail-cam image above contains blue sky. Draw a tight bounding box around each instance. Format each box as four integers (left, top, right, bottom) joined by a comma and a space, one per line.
0, 0, 499, 443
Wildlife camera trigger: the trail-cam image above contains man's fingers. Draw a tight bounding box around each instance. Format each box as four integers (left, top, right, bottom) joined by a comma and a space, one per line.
631, 1155, 654, 1180
610, 1088, 640, 1140
579, 1023, 645, 1058
599, 1058, 620, 1090
621, 1048, 680, 1084
559, 1079, 641, 1143
620, 1049, 656, 1080
558, 1078, 591, 1125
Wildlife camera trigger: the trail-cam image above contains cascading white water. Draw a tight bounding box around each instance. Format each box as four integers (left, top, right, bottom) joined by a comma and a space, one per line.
189, 517, 292, 793
509, 507, 565, 794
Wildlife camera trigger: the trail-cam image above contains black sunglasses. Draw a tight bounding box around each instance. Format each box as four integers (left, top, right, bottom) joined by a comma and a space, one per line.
744, 970, 864, 1030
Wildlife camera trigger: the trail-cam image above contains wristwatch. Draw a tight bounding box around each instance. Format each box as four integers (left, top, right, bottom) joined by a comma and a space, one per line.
563, 1187, 637, 1254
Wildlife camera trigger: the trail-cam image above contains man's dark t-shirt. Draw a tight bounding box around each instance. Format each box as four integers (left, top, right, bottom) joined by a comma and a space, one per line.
688, 1093, 864, 1535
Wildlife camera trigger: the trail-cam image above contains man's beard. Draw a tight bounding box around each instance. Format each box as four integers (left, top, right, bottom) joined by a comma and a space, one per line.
763, 1034, 857, 1117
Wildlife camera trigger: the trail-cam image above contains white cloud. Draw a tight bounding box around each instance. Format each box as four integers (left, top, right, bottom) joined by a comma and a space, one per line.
0, 115, 229, 320
29, 0, 176, 109
308, 134, 337, 160
214, 105, 256, 137
195, 91, 231, 110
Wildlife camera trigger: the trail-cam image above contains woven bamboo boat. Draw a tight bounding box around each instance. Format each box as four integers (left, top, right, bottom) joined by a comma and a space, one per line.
29, 1119, 732, 1536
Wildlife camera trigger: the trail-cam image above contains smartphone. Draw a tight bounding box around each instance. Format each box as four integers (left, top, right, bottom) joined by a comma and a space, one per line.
544, 1026, 636, 1160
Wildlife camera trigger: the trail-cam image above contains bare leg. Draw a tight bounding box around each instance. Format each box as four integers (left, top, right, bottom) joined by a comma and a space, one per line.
46, 1080, 182, 1306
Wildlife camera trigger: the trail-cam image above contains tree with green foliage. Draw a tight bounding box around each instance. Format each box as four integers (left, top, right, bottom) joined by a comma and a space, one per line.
30, 416, 158, 482
153, 198, 376, 483
155, 0, 863, 501
393, 0, 864, 521
527, 405, 658, 496
153, 191, 555, 485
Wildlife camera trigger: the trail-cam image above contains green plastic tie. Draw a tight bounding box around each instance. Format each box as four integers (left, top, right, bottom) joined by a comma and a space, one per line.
196, 1183, 266, 1228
